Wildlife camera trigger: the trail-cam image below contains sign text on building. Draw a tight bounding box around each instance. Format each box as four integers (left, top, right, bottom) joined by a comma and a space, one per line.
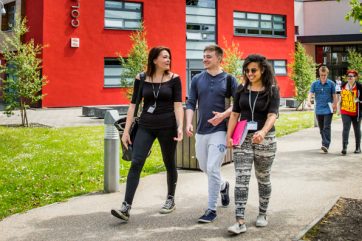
71, 0, 80, 28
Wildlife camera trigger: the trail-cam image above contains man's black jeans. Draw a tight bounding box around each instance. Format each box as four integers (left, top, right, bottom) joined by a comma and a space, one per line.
316, 114, 333, 148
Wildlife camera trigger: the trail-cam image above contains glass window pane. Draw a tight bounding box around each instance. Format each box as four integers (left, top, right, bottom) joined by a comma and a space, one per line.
204, 34, 215, 40
187, 32, 203, 40
261, 21, 272, 29
261, 30, 272, 35
323, 46, 331, 53
187, 24, 201, 30
274, 67, 287, 75
247, 13, 259, 20
186, 0, 215, 8
124, 21, 140, 29
202, 25, 215, 31
105, 1, 123, 9
186, 15, 215, 24
105, 10, 141, 20
105, 67, 121, 76
105, 19, 124, 28
273, 16, 284, 22
235, 28, 246, 34
247, 29, 259, 34
274, 60, 286, 67
274, 23, 284, 30
124, 2, 141, 10
274, 30, 285, 36
233, 12, 246, 19
332, 46, 344, 52
105, 77, 121, 87
234, 19, 258, 28
261, 14, 272, 20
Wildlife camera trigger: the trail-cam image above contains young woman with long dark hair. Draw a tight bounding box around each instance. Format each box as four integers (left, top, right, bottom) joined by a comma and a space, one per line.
111, 46, 184, 221
226, 54, 280, 234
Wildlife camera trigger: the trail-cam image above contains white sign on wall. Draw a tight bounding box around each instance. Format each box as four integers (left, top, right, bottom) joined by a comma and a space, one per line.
71, 38, 80, 48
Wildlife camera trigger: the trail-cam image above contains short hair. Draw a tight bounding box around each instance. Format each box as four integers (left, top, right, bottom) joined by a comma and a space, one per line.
319, 66, 329, 73
203, 44, 223, 58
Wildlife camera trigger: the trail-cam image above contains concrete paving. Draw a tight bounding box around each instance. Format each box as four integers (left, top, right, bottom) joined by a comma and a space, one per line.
0, 107, 104, 127
0, 108, 361, 241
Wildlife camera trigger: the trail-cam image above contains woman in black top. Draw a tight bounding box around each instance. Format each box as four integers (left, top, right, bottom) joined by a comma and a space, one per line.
226, 54, 280, 234
111, 47, 184, 221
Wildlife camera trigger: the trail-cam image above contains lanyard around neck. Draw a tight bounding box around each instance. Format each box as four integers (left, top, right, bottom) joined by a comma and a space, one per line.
151, 73, 164, 100
249, 88, 259, 122
347, 82, 356, 91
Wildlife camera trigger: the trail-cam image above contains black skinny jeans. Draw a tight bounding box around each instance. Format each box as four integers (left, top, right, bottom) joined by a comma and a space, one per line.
341, 114, 361, 146
124, 126, 178, 205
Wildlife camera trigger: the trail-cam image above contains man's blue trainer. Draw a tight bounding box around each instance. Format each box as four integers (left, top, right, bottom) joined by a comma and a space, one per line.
198, 209, 217, 223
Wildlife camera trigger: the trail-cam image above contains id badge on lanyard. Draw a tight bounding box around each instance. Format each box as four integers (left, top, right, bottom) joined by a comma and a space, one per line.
247, 121, 258, 130
248, 89, 259, 131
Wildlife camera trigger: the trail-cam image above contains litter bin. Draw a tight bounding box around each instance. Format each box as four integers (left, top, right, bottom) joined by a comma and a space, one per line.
176, 107, 233, 170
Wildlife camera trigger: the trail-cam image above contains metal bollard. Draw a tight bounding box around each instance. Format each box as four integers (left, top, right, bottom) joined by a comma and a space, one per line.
104, 110, 120, 193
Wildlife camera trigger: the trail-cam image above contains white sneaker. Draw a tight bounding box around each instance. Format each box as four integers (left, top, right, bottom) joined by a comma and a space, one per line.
255, 214, 268, 227
227, 222, 247, 234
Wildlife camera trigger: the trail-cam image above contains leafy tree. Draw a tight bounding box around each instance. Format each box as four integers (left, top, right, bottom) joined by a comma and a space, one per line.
221, 38, 243, 83
118, 22, 148, 99
347, 49, 362, 81
288, 42, 316, 110
0, 16, 47, 127
337, 0, 362, 31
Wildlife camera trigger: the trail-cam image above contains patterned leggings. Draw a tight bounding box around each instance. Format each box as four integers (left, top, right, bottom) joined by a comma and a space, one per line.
233, 131, 277, 220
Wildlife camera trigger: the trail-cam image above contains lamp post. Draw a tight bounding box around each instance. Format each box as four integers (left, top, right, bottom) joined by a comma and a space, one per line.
0, 0, 6, 15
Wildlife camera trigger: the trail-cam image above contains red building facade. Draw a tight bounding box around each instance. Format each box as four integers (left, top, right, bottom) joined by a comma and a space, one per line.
2, 0, 295, 107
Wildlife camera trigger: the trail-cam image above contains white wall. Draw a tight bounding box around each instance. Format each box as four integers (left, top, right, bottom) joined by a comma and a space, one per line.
303, 0, 361, 36
294, 1, 304, 36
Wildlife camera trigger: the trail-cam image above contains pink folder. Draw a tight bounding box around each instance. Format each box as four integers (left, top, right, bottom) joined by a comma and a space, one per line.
232, 120, 248, 146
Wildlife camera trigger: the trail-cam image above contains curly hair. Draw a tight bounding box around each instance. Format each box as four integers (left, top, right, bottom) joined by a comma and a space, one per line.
241, 54, 278, 103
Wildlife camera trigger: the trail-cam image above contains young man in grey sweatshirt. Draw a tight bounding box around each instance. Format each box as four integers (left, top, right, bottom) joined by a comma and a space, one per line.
186, 45, 238, 223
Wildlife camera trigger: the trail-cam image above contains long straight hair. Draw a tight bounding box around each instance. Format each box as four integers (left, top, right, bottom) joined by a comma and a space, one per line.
241, 54, 278, 105
146, 46, 171, 77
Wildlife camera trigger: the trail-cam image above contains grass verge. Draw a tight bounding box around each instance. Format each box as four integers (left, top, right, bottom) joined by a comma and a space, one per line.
0, 110, 323, 220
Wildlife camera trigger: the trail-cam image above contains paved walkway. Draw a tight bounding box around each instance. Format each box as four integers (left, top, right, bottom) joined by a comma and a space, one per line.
0, 108, 361, 241
0, 107, 103, 127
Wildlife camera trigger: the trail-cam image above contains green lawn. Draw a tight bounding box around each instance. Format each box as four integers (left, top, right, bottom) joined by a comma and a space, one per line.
275, 111, 315, 137
0, 110, 321, 220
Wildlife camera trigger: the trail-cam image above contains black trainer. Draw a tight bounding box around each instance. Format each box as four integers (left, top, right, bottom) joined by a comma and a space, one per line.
159, 195, 176, 214
220, 181, 230, 207
111, 201, 131, 221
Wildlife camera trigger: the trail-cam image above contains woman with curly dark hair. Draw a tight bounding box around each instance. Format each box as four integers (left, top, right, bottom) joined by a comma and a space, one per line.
226, 54, 280, 234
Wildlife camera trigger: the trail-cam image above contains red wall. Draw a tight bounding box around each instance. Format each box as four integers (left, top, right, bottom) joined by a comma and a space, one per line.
218, 0, 295, 97
36, 0, 185, 107
24, 0, 294, 107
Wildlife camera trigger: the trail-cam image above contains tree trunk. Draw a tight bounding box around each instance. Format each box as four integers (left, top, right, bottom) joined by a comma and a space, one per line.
24, 107, 28, 127
20, 100, 28, 127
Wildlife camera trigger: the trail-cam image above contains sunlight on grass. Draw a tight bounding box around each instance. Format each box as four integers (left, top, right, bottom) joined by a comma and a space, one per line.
0, 110, 323, 220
